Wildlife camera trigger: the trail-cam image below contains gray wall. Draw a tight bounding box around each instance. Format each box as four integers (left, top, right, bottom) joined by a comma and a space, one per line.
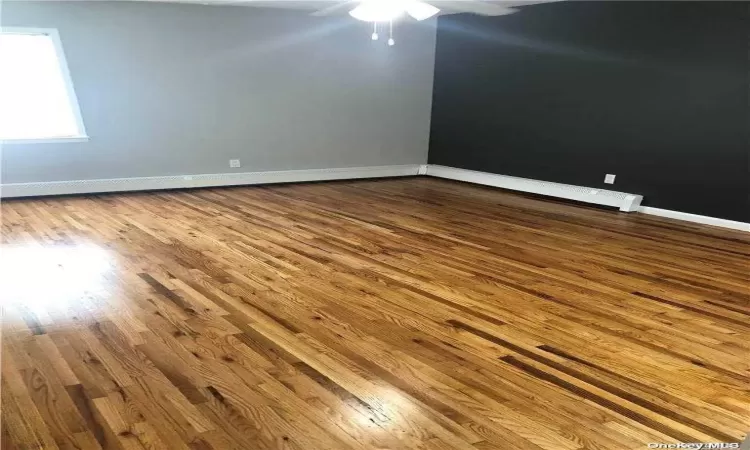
0, 1, 436, 183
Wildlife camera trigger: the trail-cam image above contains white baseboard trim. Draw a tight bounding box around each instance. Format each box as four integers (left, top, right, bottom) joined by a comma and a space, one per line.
3, 163, 746, 233
0, 164, 422, 198
425, 164, 747, 232
425, 164, 643, 212
639, 207, 750, 232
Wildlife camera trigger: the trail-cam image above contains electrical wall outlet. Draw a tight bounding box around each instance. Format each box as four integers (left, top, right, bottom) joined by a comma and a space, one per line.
604, 174, 616, 184
229, 159, 241, 168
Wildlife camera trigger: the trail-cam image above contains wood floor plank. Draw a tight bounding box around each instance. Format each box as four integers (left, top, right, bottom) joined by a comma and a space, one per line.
2, 177, 748, 449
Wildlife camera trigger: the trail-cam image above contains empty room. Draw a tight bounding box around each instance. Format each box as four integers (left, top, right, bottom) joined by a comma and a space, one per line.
0, 0, 747, 449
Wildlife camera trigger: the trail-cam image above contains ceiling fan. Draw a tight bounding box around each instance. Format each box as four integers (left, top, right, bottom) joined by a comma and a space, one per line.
311, 0, 557, 45
311, 0, 530, 20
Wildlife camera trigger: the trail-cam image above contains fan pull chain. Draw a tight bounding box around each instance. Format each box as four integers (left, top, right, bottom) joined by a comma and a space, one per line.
372, 22, 378, 40
388, 19, 395, 46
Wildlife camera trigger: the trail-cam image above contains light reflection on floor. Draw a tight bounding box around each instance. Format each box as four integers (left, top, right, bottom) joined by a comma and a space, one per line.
0, 243, 116, 328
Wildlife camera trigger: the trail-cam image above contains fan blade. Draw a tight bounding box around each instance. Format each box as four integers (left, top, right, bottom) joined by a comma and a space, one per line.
436, 1, 518, 16
405, 1, 440, 20
311, 1, 357, 17
500, 0, 566, 6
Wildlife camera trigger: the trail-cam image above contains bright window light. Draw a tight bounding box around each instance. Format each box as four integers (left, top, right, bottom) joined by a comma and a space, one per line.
0, 29, 87, 142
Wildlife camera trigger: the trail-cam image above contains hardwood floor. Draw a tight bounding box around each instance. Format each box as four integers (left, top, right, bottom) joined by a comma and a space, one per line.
1, 177, 748, 450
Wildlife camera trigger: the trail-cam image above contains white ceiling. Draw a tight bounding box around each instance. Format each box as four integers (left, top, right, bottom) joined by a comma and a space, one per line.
33, 0, 552, 15
229, 0, 550, 10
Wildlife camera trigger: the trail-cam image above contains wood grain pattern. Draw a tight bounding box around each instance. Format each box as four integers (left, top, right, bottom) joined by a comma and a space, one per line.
1, 177, 748, 449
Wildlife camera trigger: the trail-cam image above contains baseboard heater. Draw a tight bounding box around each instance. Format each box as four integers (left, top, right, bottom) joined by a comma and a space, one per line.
0, 164, 423, 198
4, 163, 748, 231
425, 165, 643, 212
0, 163, 643, 212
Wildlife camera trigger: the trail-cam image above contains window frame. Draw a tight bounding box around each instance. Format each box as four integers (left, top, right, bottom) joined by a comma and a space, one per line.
0, 27, 89, 144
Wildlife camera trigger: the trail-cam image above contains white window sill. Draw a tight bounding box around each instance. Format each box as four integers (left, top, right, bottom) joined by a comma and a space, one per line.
1, 136, 89, 145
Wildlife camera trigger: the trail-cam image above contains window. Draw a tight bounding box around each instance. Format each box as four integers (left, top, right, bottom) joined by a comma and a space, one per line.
0, 29, 87, 143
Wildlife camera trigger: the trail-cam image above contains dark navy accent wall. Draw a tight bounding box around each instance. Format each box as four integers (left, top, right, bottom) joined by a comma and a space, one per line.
429, 2, 749, 222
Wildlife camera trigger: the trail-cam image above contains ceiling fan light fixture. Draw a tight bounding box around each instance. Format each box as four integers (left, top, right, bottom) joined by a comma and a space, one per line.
349, 1, 404, 22
405, 1, 439, 21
